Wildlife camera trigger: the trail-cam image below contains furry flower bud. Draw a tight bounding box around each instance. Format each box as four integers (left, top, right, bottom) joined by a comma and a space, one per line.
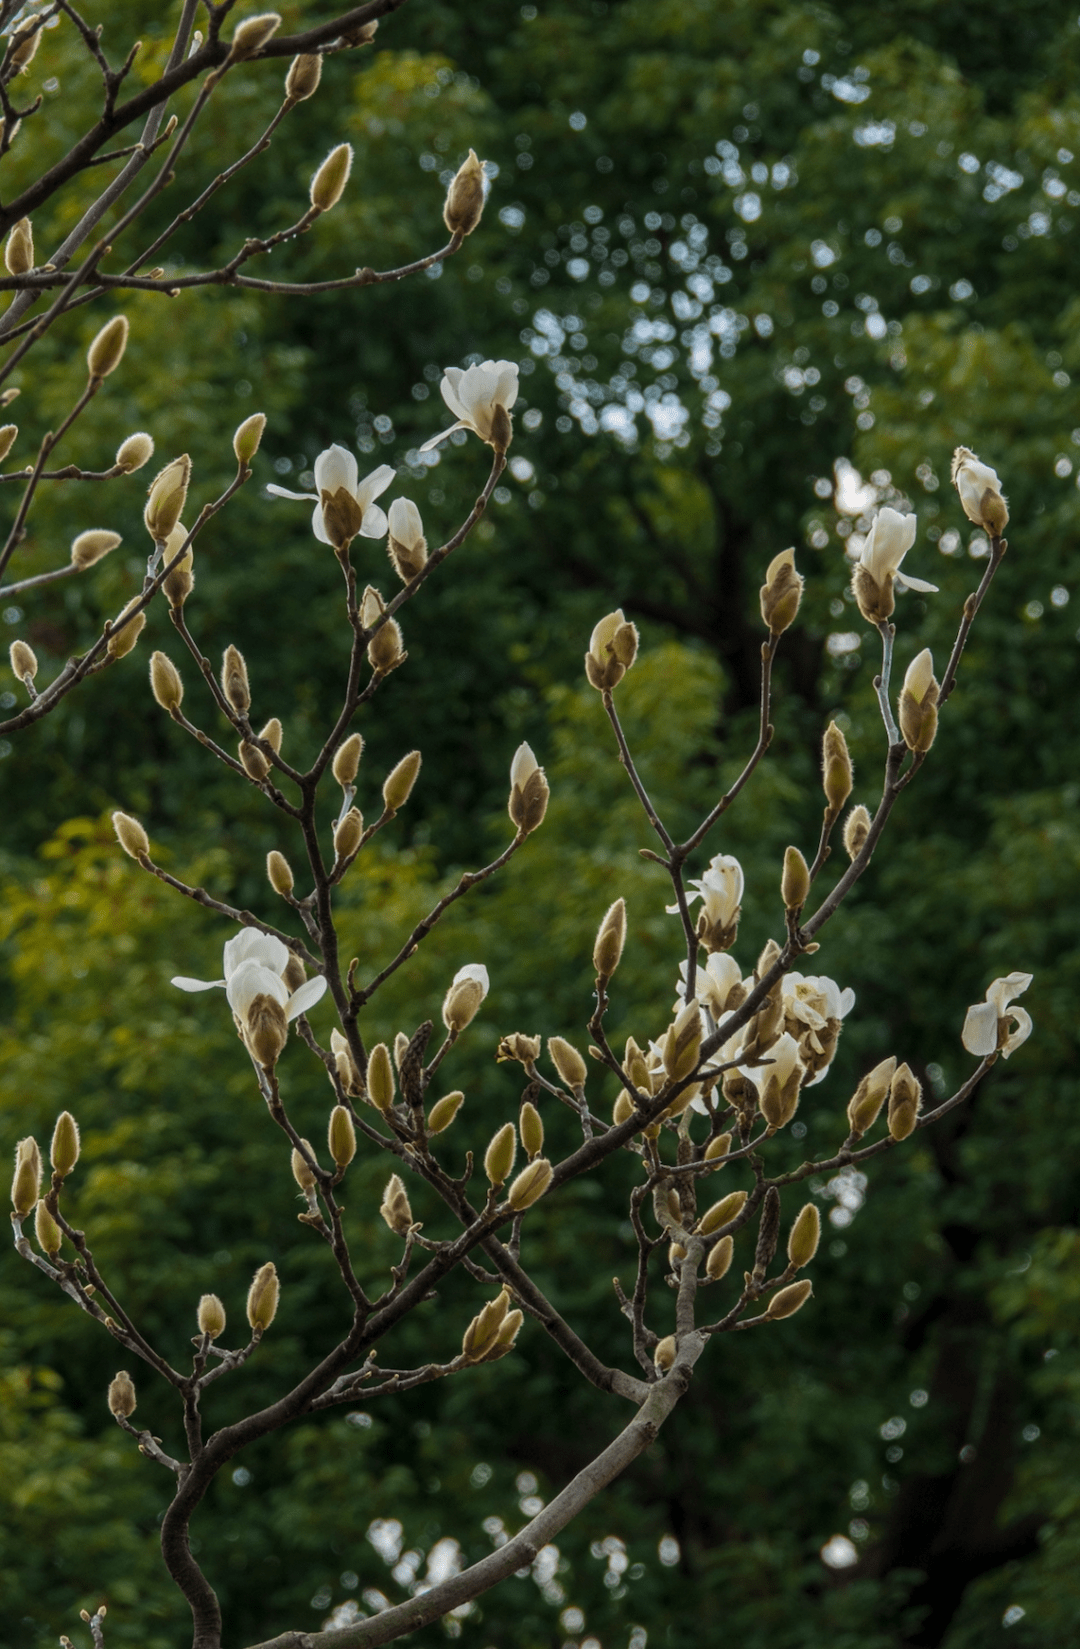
843, 803, 871, 862
71, 530, 121, 570
507, 1156, 552, 1210
548, 1036, 587, 1089
246, 1262, 280, 1331
285, 52, 322, 102
662, 998, 702, 1083
585, 609, 639, 691
759, 548, 803, 634
8, 638, 36, 683
654, 1335, 676, 1372
162, 528, 194, 609
221, 645, 251, 716
144, 455, 191, 542
462, 1289, 510, 1362
846, 1055, 896, 1136
593, 897, 627, 980
427, 1090, 464, 1135
87, 316, 129, 382
698, 1188, 748, 1235
443, 148, 487, 237
108, 1370, 137, 1418
233, 413, 266, 466
781, 846, 810, 912
0, 423, 16, 461
267, 850, 294, 896
51, 1112, 80, 1177
766, 1279, 812, 1319
519, 1100, 544, 1159
706, 1234, 734, 1280
106, 599, 146, 660
197, 1294, 226, 1339
367, 1042, 395, 1112
822, 721, 853, 812
887, 1062, 922, 1141
116, 432, 154, 473
11, 1137, 41, 1217
368, 614, 405, 674
112, 810, 149, 860
245, 994, 288, 1068
333, 807, 364, 861
951, 446, 1008, 536
898, 648, 939, 754
442, 964, 488, 1033
386, 497, 428, 583
787, 1204, 820, 1269
291, 1139, 318, 1191
328, 1104, 357, 1168
332, 733, 364, 786
508, 741, 549, 833
484, 1122, 517, 1186
259, 717, 282, 753
380, 1172, 412, 1234
704, 1132, 733, 1161
311, 143, 353, 211
35, 1198, 62, 1256
5, 217, 33, 276
383, 750, 421, 812
149, 651, 183, 712
228, 12, 281, 61
239, 740, 269, 781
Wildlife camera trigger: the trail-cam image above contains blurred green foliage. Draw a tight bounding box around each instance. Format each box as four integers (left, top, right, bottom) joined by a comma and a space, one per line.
2, 0, 1080, 1646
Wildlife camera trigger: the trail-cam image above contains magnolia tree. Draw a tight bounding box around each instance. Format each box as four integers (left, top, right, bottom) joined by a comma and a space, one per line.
1, 6, 1035, 1649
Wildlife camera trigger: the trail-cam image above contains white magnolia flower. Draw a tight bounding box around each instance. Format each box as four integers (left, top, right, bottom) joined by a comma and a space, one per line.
670, 854, 744, 941
267, 445, 394, 548
951, 446, 1008, 534
678, 952, 744, 1021
452, 962, 489, 997
961, 972, 1033, 1059
420, 359, 519, 452
782, 972, 855, 1086
172, 929, 326, 1022
387, 496, 424, 550
510, 742, 538, 790
742, 1029, 803, 1094
857, 507, 938, 596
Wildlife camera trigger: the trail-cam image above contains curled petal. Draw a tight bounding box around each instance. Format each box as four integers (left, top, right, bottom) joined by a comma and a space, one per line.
227, 961, 289, 1019
224, 930, 289, 979
1001, 1006, 1033, 1058
266, 485, 317, 502
986, 971, 1034, 1013
895, 572, 940, 595
419, 421, 466, 454
359, 504, 389, 539
286, 976, 328, 1022
171, 975, 225, 992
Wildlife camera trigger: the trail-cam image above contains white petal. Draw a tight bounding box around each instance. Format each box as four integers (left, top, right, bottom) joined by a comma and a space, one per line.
223, 930, 289, 978
896, 573, 940, 595
985, 971, 1033, 1013
453, 962, 489, 997
439, 368, 470, 422
266, 485, 318, 501
388, 497, 423, 547
286, 976, 328, 1022
419, 422, 466, 453
226, 961, 289, 1019
359, 504, 389, 540
314, 444, 359, 498
838, 987, 856, 1018
491, 360, 520, 411
171, 975, 225, 992
355, 464, 396, 510
510, 741, 538, 789
961, 1000, 998, 1056
1000, 1006, 1033, 1058
311, 500, 332, 545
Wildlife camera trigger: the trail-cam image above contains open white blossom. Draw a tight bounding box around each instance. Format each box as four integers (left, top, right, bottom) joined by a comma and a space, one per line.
857, 508, 938, 596
670, 853, 743, 950
267, 445, 394, 548
677, 953, 744, 1021
781, 972, 856, 1086
172, 929, 326, 1023
420, 360, 519, 452
961, 972, 1033, 1059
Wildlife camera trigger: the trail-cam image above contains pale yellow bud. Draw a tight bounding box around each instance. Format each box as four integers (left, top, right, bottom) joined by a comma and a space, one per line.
706, 1234, 734, 1280
246, 1262, 280, 1331
484, 1122, 517, 1187
843, 803, 871, 862
508, 742, 549, 834
162, 529, 194, 609
787, 1204, 820, 1269
197, 1293, 226, 1339
585, 609, 639, 691
654, 1334, 676, 1372
149, 650, 183, 712
245, 993, 288, 1068
443, 970, 487, 1034
259, 717, 282, 753
332, 733, 364, 786
766, 1279, 813, 1319
781, 846, 810, 912
106, 599, 146, 660
50, 1112, 80, 1177
328, 1104, 357, 1168
663, 998, 702, 1083
144, 455, 191, 542
107, 1370, 137, 1418
311, 143, 353, 212
368, 615, 405, 674
9, 23, 41, 73
507, 1156, 552, 1210
221, 644, 251, 715
367, 1042, 395, 1112
11, 1137, 41, 1217
496, 1032, 541, 1065
285, 52, 322, 102
427, 1091, 464, 1135
8, 638, 36, 682
112, 810, 149, 860
612, 1089, 635, 1126
5, 217, 33, 276
116, 432, 154, 473
494, 1308, 524, 1354
698, 1189, 748, 1235
704, 1132, 733, 1161
899, 649, 939, 754
822, 721, 853, 812
383, 750, 421, 812
0, 423, 16, 461
334, 807, 364, 861
380, 1172, 413, 1235
519, 1100, 544, 1159
548, 1036, 587, 1089
35, 1198, 62, 1256
887, 1062, 922, 1142
239, 739, 269, 781
760, 548, 803, 635
71, 530, 121, 570
233, 412, 266, 466
291, 1139, 318, 1191
593, 897, 627, 980
443, 148, 487, 237
87, 315, 129, 382
263, 850, 293, 897
229, 12, 281, 60
846, 1055, 896, 1136
462, 1289, 510, 1361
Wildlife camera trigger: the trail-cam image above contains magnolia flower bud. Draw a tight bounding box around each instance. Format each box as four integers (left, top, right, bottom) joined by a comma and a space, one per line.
333, 807, 364, 861
843, 803, 871, 861
112, 810, 149, 860
484, 1122, 517, 1186
285, 52, 322, 102
593, 897, 626, 980
462, 1289, 510, 1362
221, 645, 251, 716
9, 638, 36, 683
162, 528, 194, 608
245, 994, 288, 1068
258, 717, 282, 753
898, 648, 939, 754
781, 846, 810, 911
87, 316, 129, 382
427, 1090, 464, 1134
887, 1062, 922, 1141
951, 446, 1008, 536
106, 599, 146, 660
585, 610, 639, 691
787, 1204, 820, 1269
144, 455, 191, 542
246, 1261, 280, 1331
624, 1036, 653, 1095
229, 12, 281, 61
239, 740, 269, 781
149, 650, 183, 712
35, 1197, 62, 1256
0, 423, 16, 461
759, 548, 803, 634
507, 1156, 552, 1210
383, 750, 421, 812
9, 22, 41, 73
492, 1308, 524, 1356
116, 431, 154, 473
846, 1055, 896, 1136
497, 1032, 541, 1065
704, 1132, 733, 1161
822, 721, 853, 812
386, 497, 428, 583
508, 741, 549, 833
107, 1370, 137, 1418
663, 998, 702, 1083
291, 1138, 318, 1191
368, 614, 405, 674
328, 1104, 357, 1168
233, 412, 266, 466
706, 1234, 734, 1280
548, 1036, 587, 1089
380, 1172, 412, 1234
443, 148, 487, 236
443, 964, 489, 1033
197, 1294, 226, 1339
698, 1188, 748, 1235
654, 1335, 676, 1372
71, 530, 121, 570
5, 217, 33, 276
332, 733, 363, 786
10, 1137, 41, 1217
367, 1043, 395, 1112
51, 1112, 80, 1177
519, 1100, 544, 1159
311, 143, 353, 211
613, 1089, 635, 1126
766, 1279, 812, 1319
265, 850, 293, 897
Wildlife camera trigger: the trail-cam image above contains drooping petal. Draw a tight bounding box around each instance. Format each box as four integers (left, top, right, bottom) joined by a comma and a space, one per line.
895, 572, 940, 595
1001, 1006, 1033, 1058
171, 975, 225, 992
266, 484, 318, 502
961, 1000, 998, 1056
355, 464, 396, 511
419, 421, 467, 454
285, 976, 328, 1022
314, 444, 359, 498
224, 930, 290, 979
359, 503, 389, 539
439, 368, 470, 422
